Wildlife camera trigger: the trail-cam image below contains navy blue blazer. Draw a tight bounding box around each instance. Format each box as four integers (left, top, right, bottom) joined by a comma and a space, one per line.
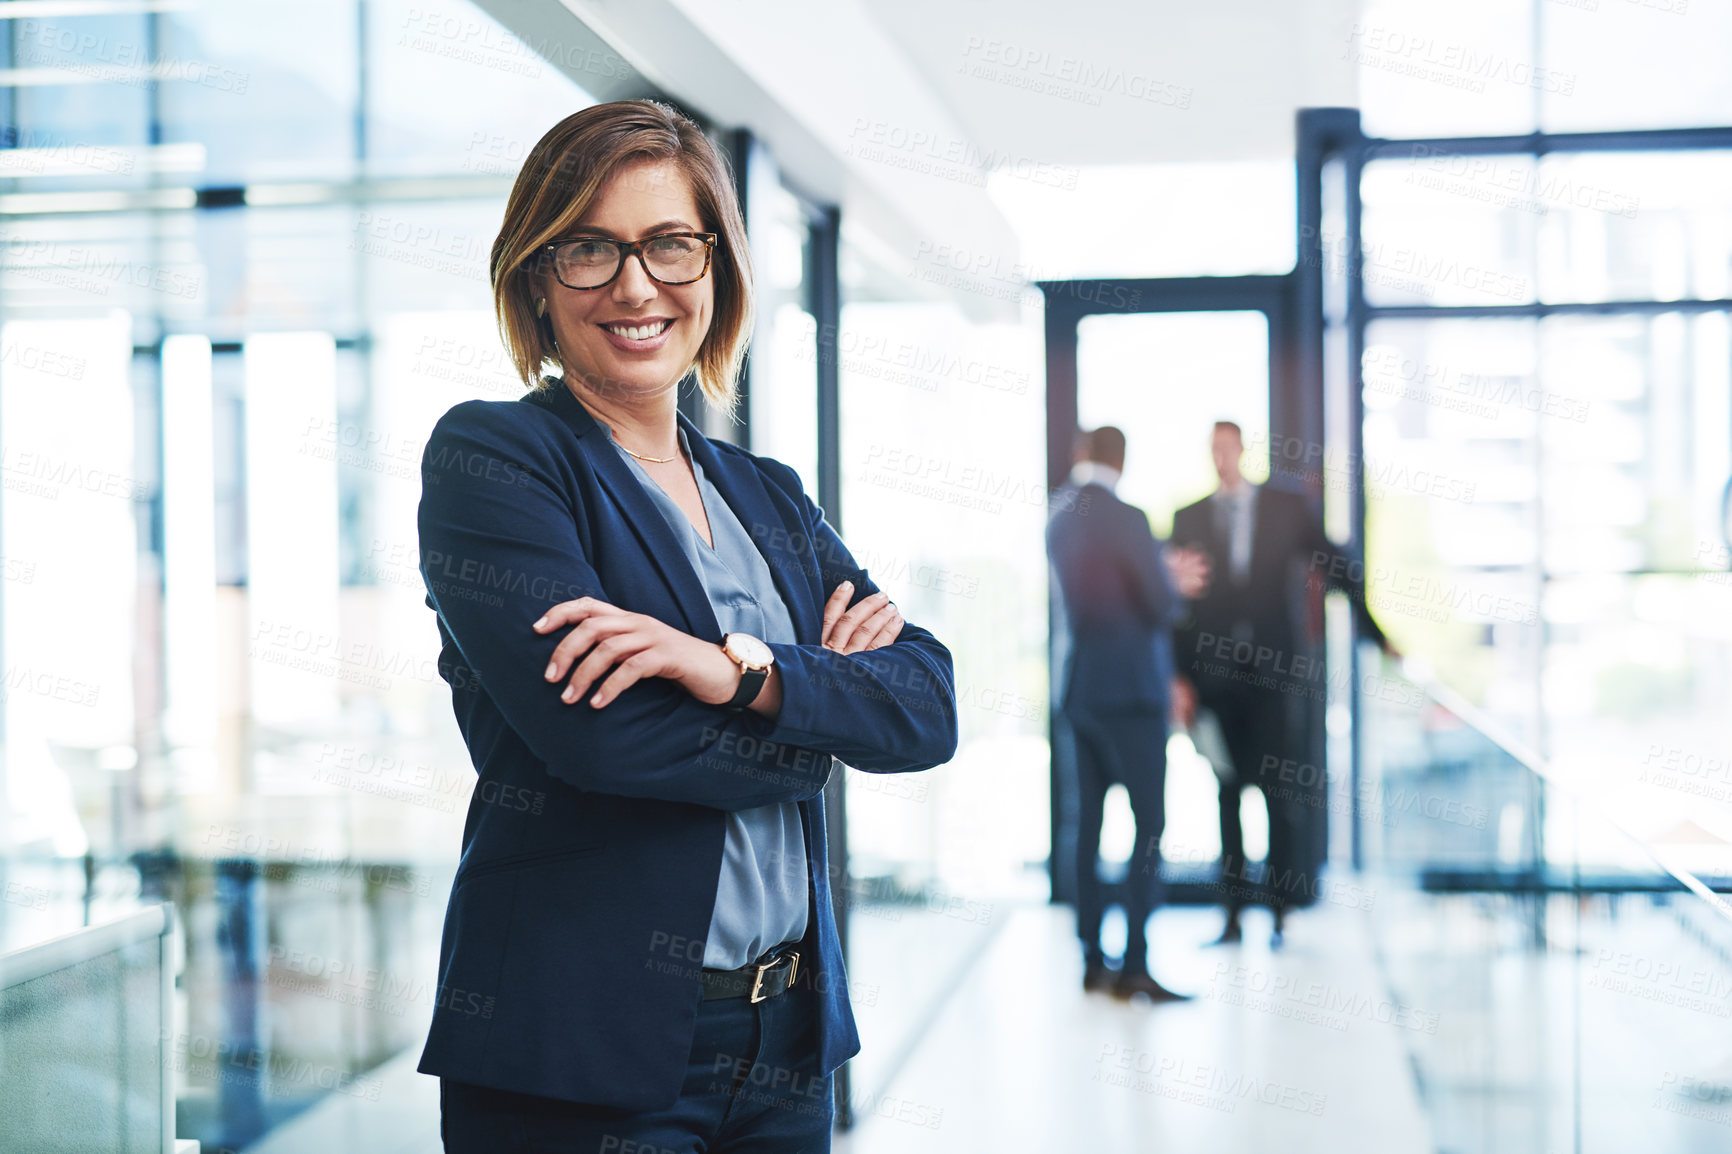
1170, 484, 1387, 686
413, 380, 958, 1110
1046, 480, 1182, 714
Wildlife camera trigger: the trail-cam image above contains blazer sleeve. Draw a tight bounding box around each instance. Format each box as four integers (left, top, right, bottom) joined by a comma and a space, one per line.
751, 459, 960, 776
1168, 503, 1205, 677
1292, 493, 1389, 649
1121, 509, 1180, 630
1169, 502, 1204, 550
417, 401, 831, 811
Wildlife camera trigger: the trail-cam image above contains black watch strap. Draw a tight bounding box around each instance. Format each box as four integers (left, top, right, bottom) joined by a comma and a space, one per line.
726, 665, 768, 712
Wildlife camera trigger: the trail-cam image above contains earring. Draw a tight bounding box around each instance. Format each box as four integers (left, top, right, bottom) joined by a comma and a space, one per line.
535, 297, 548, 318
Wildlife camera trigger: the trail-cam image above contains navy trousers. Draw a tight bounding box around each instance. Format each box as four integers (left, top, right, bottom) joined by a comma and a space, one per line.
1204, 680, 1312, 912
439, 988, 832, 1153
1067, 705, 1169, 970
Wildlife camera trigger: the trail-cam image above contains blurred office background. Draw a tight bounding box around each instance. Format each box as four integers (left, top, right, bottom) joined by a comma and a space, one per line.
2, 0, 1732, 1151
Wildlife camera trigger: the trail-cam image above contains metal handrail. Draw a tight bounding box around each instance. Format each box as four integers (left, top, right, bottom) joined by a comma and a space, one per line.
1402, 663, 1732, 926
0, 904, 170, 988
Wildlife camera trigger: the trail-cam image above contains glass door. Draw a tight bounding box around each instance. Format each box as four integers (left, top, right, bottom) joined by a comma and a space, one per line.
1070, 309, 1272, 905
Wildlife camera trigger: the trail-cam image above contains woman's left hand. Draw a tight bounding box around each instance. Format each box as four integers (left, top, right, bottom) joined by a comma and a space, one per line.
820, 581, 903, 654
534, 597, 743, 708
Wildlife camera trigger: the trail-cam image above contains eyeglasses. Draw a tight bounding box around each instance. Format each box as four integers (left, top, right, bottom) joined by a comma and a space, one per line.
533, 232, 717, 290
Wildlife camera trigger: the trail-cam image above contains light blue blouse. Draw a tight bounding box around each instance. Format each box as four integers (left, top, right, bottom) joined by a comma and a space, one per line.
604, 421, 810, 969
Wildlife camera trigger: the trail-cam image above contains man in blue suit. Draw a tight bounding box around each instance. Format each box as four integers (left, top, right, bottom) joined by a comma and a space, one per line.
1047, 427, 1207, 1000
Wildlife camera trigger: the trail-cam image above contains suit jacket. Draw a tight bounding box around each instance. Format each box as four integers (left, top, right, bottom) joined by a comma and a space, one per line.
1170, 484, 1385, 689
413, 381, 959, 1110
1045, 481, 1182, 714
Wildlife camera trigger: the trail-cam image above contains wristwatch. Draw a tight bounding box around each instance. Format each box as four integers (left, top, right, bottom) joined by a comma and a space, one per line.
720, 632, 775, 711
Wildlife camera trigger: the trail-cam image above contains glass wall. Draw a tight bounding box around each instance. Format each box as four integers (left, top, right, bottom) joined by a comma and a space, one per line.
742, 140, 820, 484
828, 234, 1045, 1105
831, 239, 1046, 893
832, 233, 1048, 895
1357, 139, 1732, 873
0, 2, 599, 1145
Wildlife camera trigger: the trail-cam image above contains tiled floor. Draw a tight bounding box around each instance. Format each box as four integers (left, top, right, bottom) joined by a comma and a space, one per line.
245, 1045, 442, 1154
245, 900, 1433, 1153
832, 903, 1433, 1154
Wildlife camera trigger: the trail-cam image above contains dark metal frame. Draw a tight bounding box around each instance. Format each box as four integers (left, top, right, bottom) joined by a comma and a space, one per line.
806, 200, 850, 1131
534, 232, 718, 291
1038, 275, 1299, 906
1039, 107, 1732, 901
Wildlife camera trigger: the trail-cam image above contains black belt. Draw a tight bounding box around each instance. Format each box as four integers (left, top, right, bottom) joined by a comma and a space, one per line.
700, 944, 801, 1003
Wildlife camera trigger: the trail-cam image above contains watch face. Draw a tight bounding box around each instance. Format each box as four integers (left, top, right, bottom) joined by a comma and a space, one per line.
724, 632, 773, 668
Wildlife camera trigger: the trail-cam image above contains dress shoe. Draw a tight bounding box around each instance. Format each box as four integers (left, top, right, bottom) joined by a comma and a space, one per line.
1112, 971, 1192, 1003
1083, 960, 1116, 993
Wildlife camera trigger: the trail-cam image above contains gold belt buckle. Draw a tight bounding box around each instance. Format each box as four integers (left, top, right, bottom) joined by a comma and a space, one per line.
749, 949, 799, 1004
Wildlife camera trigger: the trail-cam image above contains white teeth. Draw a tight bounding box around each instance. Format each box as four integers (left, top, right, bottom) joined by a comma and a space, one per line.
606, 320, 669, 341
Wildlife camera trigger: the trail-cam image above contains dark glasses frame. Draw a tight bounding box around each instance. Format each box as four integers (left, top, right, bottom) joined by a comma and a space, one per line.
533, 232, 718, 291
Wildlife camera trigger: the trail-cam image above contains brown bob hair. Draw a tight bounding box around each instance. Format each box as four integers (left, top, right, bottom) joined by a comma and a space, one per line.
489, 100, 753, 409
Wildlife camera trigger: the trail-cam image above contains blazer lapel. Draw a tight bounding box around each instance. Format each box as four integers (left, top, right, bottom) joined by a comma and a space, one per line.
678, 411, 823, 646
525, 383, 721, 640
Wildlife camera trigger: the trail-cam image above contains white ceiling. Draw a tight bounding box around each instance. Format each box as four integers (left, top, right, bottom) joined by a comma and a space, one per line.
509, 0, 1365, 315
868, 0, 1360, 165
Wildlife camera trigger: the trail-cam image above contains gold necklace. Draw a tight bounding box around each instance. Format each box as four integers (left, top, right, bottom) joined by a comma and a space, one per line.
618, 441, 679, 464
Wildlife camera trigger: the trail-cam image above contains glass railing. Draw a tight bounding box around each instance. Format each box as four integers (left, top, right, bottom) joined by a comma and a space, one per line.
0, 905, 178, 1154
0, 846, 449, 1153
1358, 661, 1732, 1152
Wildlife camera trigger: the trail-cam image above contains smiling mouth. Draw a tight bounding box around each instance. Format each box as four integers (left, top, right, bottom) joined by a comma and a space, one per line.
601, 319, 675, 340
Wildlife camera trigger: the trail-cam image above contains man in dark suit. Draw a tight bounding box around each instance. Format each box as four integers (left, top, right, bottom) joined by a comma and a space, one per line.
1171, 420, 1393, 947
1048, 427, 1207, 1000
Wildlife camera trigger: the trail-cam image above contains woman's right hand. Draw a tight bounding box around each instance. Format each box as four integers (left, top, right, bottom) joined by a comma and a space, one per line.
821, 581, 902, 654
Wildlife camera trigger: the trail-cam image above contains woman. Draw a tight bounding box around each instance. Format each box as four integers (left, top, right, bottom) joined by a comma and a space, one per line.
415, 100, 958, 1153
